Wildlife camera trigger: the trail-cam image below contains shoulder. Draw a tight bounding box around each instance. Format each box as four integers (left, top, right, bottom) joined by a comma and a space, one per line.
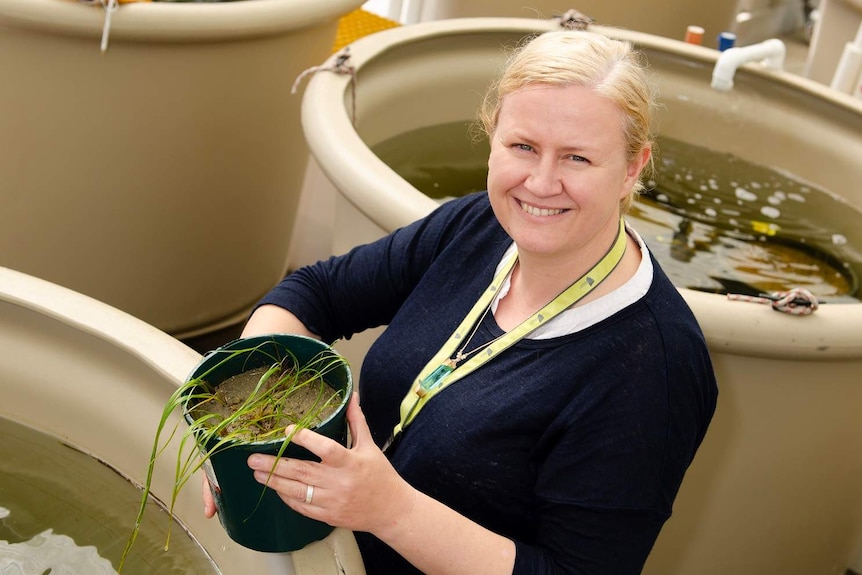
420, 191, 494, 229
642, 255, 703, 331
400, 192, 507, 257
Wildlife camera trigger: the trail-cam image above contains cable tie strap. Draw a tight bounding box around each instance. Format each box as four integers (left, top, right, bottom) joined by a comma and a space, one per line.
291, 47, 355, 95
556, 9, 594, 30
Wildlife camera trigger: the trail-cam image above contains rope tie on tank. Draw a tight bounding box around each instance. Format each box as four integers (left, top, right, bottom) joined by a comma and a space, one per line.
80, 0, 119, 53
292, 48, 357, 125
727, 287, 820, 315
556, 9, 594, 31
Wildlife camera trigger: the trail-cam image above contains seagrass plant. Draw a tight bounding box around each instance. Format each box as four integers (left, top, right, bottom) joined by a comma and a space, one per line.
119, 339, 349, 572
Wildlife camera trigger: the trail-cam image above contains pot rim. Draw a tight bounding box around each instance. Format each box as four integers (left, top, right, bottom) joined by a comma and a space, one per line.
182, 333, 353, 447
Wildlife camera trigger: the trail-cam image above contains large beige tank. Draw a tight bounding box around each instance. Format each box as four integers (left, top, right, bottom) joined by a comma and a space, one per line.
0, 0, 364, 339
298, 18, 862, 575
0, 265, 366, 574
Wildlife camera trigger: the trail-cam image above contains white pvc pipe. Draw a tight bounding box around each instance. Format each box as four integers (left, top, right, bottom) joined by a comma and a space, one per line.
402, 0, 423, 24
831, 21, 862, 94
831, 43, 862, 92
385, 0, 403, 22
711, 38, 787, 90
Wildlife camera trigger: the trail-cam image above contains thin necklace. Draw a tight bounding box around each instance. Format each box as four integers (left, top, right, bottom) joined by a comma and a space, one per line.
448, 261, 516, 367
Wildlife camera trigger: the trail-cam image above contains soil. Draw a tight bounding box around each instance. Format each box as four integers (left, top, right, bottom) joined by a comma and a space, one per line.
188, 365, 341, 442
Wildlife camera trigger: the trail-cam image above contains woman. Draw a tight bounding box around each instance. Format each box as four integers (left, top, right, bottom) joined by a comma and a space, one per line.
205, 29, 717, 574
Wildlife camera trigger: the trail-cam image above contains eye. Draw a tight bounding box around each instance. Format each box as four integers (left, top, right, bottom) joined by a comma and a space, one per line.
514, 143, 533, 152
567, 154, 589, 163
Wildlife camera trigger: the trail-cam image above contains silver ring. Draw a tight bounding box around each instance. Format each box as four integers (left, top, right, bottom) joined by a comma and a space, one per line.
304, 484, 314, 505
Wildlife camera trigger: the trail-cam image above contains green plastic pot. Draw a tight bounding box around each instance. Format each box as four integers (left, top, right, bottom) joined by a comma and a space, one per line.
185, 334, 352, 553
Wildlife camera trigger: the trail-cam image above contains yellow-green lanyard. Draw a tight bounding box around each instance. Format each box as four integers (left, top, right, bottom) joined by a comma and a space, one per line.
391, 218, 628, 441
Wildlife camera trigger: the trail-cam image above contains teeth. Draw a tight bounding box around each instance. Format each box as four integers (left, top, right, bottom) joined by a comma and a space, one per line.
520, 201, 564, 217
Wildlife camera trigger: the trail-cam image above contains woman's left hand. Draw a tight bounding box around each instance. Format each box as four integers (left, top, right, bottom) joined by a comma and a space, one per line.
247, 392, 416, 536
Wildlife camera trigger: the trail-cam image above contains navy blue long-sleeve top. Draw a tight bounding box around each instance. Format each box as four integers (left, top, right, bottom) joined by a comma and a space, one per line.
257, 192, 717, 574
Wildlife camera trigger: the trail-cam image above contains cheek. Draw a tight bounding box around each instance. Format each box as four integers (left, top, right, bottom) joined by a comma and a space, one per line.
486, 155, 503, 193
487, 153, 520, 191
486, 159, 512, 212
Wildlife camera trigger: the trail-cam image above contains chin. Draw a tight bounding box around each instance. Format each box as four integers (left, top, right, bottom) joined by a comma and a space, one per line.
510, 235, 565, 256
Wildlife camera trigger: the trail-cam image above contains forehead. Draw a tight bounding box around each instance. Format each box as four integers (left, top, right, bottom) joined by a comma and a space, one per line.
496, 84, 626, 139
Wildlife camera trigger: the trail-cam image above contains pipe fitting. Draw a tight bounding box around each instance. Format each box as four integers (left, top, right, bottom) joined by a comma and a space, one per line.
711, 38, 787, 91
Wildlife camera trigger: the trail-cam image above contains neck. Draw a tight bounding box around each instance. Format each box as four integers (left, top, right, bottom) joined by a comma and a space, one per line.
495, 223, 641, 330
521, 221, 626, 295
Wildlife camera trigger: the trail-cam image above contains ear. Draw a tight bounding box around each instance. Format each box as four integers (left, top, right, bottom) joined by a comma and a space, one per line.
621, 145, 652, 198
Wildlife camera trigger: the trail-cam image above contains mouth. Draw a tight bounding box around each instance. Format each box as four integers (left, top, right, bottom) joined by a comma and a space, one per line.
519, 200, 567, 217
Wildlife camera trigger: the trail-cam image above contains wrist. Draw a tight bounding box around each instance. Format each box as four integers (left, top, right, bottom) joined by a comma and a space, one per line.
372, 478, 419, 544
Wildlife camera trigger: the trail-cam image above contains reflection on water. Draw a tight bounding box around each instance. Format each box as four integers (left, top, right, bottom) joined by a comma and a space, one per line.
0, 416, 219, 575
638, 138, 858, 301
372, 122, 861, 302
0, 520, 117, 574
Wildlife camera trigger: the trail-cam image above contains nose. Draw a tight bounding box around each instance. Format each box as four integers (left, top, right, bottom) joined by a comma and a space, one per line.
524, 157, 562, 197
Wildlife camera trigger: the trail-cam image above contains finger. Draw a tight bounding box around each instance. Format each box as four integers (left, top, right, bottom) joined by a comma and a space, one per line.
285, 424, 346, 465
201, 476, 217, 518
246, 452, 279, 473
254, 469, 313, 501
345, 391, 374, 448
247, 452, 321, 488
251, 468, 316, 505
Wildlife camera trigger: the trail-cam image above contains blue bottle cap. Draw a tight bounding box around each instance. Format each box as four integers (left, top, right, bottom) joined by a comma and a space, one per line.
718, 32, 737, 51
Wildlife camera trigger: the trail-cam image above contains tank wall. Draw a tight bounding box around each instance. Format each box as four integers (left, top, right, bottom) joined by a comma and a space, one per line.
355, 33, 515, 145
417, 0, 739, 43
315, 24, 862, 359
0, 296, 276, 572
0, 265, 368, 573
644, 352, 862, 574
647, 50, 862, 207
354, 35, 862, 210
0, 1, 361, 338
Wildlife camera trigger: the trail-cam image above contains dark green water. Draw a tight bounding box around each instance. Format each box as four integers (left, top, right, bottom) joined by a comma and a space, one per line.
373, 121, 861, 303
0, 416, 219, 574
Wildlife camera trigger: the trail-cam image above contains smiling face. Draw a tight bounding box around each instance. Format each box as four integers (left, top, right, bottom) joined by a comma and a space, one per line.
487, 83, 648, 265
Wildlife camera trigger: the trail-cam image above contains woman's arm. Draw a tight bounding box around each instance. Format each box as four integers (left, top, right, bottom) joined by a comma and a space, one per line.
238, 306, 517, 573
240, 304, 319, 339
379, 488, 517, 575
248, 393, 517, 575
253, 193, 497, 345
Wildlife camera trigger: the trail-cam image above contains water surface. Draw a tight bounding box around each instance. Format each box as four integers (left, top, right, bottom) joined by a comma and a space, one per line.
0, 416, 219, 574
373, 122, 861, 302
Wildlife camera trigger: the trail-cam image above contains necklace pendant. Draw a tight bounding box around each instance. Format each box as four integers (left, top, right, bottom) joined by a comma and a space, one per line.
416, 359, 457, 397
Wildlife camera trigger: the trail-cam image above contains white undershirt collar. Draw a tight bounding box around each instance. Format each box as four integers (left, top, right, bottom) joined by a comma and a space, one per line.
491, 221, 654, 339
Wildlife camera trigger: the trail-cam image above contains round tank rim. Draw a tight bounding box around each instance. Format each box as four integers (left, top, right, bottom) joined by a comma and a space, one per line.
302, 17, 862, 360
0, 265, 201, 383
0, 0, 366, 42
329, 17, 862, 114
0, 266, 369, 574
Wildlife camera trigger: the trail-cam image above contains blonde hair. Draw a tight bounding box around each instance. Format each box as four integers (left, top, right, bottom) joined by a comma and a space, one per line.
478, 30, 657, 212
